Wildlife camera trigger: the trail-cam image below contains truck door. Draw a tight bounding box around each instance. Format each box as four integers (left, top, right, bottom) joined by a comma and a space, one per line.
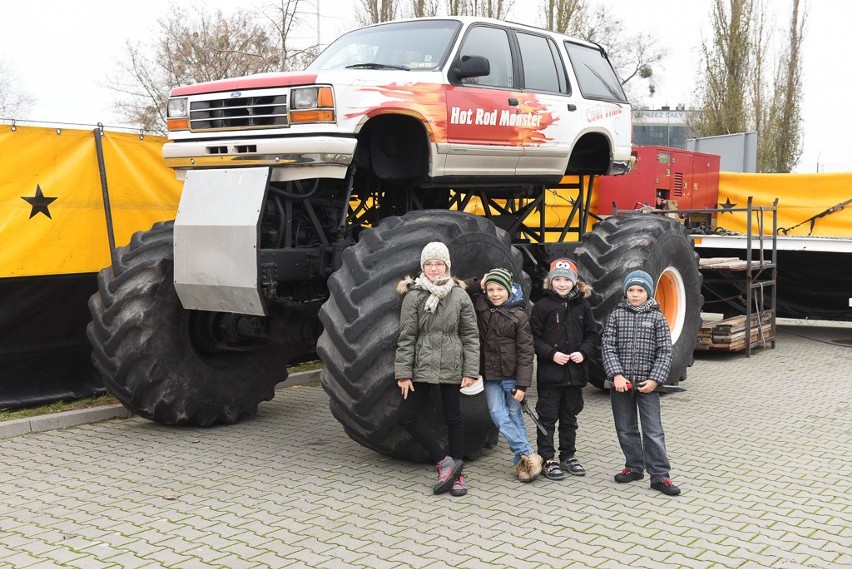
445, 24, 523, 176
513, 31, 575, 178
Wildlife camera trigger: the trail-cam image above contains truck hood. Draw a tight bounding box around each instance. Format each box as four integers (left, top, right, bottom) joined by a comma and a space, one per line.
171, 72, 320, 96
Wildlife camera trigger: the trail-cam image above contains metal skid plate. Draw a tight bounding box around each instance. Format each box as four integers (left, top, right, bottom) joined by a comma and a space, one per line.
174, 167, 269, 315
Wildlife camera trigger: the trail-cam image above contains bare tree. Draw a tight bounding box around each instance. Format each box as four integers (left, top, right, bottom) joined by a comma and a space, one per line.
693, 0, 756, 137
757, 0, 806, 172
447, 0, 513, 18
110, 6, 281, 133
542, 0, 584, 34
694, 0, 804, 171
541, 1, 666, 102
357, 0, 398, 25
258, 0, 319, 71
409, 0, 440, 17
0, 59, 34, 119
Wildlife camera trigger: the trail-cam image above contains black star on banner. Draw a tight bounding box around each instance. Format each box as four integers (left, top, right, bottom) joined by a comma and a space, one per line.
717, 197, 737, 214
21, 185, 58, 219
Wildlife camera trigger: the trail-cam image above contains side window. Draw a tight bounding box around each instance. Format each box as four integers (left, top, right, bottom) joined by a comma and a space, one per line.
564, 41, 628, 103
516, 32, 566, 93
456, 26, 513, 88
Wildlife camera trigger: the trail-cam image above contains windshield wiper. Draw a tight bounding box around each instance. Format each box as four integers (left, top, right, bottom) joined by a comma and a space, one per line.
346, 63, 410, 71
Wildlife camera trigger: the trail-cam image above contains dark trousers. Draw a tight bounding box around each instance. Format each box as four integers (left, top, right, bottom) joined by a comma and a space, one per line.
535, 385, 584, 462
397, 382, 464, 462
611, 389, 671, 483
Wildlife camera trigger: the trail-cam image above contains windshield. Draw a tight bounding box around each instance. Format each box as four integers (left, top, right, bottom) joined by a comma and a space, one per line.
308, 20, 462, 72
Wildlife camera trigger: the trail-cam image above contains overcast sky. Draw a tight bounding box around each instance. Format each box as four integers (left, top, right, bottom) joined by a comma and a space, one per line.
1, 0, 848, 172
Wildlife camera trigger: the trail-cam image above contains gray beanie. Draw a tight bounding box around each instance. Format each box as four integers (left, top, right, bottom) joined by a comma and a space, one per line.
420, 241, 451, 271
623, 270, 654, 296
548, 258, 578, 284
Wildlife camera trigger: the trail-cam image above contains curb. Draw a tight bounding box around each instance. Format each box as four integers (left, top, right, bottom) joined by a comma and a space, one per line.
0, 369, 323, 440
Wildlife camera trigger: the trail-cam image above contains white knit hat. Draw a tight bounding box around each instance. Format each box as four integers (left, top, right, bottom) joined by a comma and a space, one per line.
420, 241, 451, 271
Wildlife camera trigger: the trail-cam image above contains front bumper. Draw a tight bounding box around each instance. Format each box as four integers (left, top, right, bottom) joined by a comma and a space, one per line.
163, 135, 357, 177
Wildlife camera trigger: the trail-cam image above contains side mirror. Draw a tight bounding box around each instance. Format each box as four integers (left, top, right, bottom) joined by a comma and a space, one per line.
450, 55, 490, 81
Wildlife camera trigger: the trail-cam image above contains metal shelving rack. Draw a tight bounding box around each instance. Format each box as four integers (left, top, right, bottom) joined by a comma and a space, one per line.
614, 197, 778, 356
693, 197, 778, 355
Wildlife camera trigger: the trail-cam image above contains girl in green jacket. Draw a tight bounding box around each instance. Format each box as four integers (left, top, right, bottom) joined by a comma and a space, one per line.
395, 241, 480, 497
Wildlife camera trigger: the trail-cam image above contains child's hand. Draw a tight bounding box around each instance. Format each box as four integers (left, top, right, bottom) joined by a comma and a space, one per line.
613, 374, 631, 392
637, 379, 658, 393
552, 351, 571, 365
568, 351, 584, 363
398, 378, 414, 399
461, 376, 478, 388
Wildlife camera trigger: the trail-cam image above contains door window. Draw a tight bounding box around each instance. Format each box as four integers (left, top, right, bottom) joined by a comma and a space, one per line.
456, 26, 514, 88
516, 32, 567, 94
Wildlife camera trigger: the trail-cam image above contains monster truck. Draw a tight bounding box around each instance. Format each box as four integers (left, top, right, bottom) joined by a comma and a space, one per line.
87, 16, 701, 461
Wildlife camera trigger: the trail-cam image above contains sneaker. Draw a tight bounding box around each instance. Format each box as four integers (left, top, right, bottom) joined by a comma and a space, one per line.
561, 457, 586, 477
527, 453, 543, 481
651, 478, 681, 496
543, 459, 565, 480
433, 456, 463, 495
614, 468, 644, 483
450, 474, 467, 497
516, 455, 532, 483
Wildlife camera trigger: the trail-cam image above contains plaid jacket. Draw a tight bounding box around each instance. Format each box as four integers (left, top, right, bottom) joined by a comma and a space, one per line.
601, 300, 672, 385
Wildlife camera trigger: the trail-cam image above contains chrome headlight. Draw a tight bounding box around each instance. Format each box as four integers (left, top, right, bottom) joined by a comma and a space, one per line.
291, 87, 321, 110
167, 97, 188, 118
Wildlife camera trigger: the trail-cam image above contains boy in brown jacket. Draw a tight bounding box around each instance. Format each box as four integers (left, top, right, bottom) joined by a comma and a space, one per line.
470, 268, 543, 482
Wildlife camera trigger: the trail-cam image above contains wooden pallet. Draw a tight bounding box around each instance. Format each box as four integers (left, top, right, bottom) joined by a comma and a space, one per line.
697, 312, 774, 351
699, 257, 773, 271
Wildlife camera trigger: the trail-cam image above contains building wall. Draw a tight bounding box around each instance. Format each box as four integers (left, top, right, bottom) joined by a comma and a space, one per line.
632, 108, 695, 149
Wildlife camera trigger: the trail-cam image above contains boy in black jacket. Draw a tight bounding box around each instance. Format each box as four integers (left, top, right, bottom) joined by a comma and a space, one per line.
529, 258, 597, 480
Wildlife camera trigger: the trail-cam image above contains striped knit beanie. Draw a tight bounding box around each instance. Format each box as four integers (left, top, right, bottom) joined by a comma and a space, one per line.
484, 268, 513, 293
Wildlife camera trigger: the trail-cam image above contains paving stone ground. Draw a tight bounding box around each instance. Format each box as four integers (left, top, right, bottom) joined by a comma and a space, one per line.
1, 322, 850, 568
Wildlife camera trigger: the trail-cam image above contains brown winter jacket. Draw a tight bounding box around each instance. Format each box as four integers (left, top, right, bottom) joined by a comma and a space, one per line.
472, 293, 535, 388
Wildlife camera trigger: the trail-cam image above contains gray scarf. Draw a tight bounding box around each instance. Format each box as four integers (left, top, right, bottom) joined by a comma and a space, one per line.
627, 299, 656, 312
414, 273, 456, 313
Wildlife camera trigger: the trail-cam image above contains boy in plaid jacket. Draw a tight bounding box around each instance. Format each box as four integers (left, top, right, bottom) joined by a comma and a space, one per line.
601, 270, 680, 496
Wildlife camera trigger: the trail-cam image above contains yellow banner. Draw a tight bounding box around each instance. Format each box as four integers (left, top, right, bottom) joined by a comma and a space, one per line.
718, 172, 852, 237
0, 126, 182, 277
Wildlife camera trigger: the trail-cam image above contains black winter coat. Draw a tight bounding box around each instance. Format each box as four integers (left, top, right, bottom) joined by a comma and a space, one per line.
529, 288, 597, 387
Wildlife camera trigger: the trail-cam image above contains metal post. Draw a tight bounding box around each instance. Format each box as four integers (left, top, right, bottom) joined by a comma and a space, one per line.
745, 196, 753, 357
93, 126, 118, 268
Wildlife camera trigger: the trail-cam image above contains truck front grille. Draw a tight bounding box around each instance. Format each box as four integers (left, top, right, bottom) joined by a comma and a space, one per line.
189, 94, 288, 131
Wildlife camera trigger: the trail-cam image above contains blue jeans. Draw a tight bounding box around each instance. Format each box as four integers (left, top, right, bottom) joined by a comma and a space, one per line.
484, 379, 534, 464
611, 388, 671, 483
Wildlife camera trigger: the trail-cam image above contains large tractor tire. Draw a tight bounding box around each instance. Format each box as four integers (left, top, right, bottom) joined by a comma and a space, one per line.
575, 215, 703, 388
87, 221, 290, 426
317, 211, 527, 462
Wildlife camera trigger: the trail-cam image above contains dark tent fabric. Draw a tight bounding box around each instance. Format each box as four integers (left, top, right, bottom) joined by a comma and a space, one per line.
699, 249, 852, 322
0, 274, 105, 408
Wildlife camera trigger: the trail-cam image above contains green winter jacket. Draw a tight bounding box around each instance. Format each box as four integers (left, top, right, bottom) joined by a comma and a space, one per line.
395, 278, 480, 384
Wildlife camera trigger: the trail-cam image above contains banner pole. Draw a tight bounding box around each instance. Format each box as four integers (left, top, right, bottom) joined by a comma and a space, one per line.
93, 125, 118, 267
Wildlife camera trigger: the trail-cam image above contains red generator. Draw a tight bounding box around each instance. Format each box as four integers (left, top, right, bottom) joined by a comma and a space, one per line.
596, 146, 720, 227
